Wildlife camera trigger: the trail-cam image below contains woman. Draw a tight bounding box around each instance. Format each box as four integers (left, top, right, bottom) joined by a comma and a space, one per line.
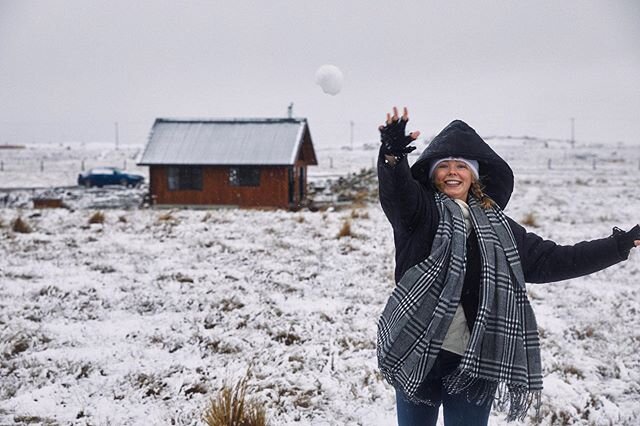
375, 107, 639, 426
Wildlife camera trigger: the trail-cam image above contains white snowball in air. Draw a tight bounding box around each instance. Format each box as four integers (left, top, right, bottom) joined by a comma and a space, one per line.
315, 64, 344, 95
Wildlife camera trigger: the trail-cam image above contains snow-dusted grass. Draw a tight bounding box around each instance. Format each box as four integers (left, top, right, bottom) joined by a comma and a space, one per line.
0, 140, 639, 425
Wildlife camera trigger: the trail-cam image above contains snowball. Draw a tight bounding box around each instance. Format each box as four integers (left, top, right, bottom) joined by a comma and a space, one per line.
315, 64, 344, 96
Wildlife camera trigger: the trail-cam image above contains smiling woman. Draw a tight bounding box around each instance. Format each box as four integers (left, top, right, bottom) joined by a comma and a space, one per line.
375, 107, 640, 426
430, 159, 476, 202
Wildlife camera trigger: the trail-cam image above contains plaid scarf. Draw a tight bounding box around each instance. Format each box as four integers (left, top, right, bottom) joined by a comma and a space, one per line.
377, 192, 542, 421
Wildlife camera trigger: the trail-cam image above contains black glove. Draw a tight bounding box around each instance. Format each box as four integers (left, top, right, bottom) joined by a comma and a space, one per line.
612, 224, 640, 255
379, 117, 417, 157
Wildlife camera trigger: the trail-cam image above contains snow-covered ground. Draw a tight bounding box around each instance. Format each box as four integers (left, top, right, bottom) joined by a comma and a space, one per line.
0, 139, 639, 425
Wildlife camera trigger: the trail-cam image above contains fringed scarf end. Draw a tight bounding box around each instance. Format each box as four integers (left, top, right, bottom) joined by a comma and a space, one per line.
497, 381, 542, 423
442, 368, 498, 408
443, 369, 542, 423
378, 366, 440, 407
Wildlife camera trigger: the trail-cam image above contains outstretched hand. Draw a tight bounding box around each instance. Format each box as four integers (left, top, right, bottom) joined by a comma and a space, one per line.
616, 224, 640, 250
631, 224, 640, 247
379, 107, 420, 157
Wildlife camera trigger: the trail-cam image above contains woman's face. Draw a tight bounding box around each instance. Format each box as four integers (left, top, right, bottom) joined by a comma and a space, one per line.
432, 160, 474, 201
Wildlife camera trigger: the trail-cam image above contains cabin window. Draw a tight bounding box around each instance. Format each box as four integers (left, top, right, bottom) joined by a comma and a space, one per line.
167, 166, 203, 190
229, 167, 260, 187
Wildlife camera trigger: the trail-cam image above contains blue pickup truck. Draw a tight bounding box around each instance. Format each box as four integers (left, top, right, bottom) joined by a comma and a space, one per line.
78, 167, 144, 188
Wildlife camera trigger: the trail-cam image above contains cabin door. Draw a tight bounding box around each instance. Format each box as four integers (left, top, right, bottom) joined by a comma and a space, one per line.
298, 167, 305, 201
288, 167, 295, 204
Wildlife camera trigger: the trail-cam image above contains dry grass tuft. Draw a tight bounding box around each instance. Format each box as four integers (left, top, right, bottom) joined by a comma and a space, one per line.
158, 211, 177, 222
12, 216, 33, 233
118, 215, 128, 223
352, 190, 369, 207
337, 219, 352, 238
350, 209, 369, 219
273, 331, 302, 346
218, 297, 245, 312
202, 374, 268, 426
88, 211, 105, 224
521, 212, 538, 227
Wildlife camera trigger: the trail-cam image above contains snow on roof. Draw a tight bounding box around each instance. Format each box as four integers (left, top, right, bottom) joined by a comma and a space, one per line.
137, 118, 316, 166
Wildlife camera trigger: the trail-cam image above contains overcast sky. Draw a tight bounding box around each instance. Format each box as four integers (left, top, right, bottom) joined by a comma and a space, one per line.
1, 0, 639, 147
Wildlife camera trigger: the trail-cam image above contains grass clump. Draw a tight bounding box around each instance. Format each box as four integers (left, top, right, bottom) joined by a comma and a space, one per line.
88, 211, 105, 224
12, 216, 32, 233
521, 212, 538, 227
351, 209, 369, 219
337, 219, 352, 238
203, 374, 268, 426
157, 211, 177, 223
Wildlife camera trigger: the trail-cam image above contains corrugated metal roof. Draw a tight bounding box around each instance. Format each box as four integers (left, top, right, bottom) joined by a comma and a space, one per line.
137, 118, 311, 166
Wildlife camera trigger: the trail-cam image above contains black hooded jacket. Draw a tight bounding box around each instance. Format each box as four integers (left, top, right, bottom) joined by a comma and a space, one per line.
378, 120, 629, 329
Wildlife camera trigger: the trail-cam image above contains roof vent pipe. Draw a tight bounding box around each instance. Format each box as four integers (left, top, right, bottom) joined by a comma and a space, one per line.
287, 102, 294, 119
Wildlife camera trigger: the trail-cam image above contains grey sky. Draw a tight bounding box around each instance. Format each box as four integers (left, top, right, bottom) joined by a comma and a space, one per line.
1, 0, 639, 147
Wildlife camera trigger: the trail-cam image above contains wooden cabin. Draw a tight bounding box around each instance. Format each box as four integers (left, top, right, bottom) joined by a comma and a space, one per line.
137, 118, 318, 209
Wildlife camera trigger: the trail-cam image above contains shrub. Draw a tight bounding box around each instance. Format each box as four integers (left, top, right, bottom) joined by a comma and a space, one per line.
203, 374, 268, 426
135, 373, 167, 398
273, 331, 301, 346
350, 209, 370, 219
88, 211, 105, 224
118, 215, 128, 223
12, 216, 32, 233
352, 190, 369, 206
157, 211, 176, 222
219, 297, 245, 312
521, 212, 538, 227
337, 219, 352, 238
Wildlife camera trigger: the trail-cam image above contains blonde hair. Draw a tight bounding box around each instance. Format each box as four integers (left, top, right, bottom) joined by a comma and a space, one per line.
470, 180, 495, 209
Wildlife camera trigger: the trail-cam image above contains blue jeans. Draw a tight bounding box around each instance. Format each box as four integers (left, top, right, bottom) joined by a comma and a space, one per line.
395, 351, 493, 426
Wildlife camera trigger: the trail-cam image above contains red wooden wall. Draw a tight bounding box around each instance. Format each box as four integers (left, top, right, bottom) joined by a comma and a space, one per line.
149, 164, 308, 209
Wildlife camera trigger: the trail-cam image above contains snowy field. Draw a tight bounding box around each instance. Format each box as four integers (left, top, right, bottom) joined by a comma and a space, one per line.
1, 139, 639, 425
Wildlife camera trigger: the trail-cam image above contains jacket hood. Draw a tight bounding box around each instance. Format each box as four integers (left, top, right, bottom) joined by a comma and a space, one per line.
411, 120, 514, 209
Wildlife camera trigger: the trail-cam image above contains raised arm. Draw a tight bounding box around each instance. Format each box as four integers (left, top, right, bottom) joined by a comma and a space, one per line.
377, 107, 430, 230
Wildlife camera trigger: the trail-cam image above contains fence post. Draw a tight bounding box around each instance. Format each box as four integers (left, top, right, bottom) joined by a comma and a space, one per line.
0, 161, 3, 172
40, 160, 44, 172
592, 159, 596, 170
124, 159, 127, 170
81, 159, 85, 171
547, 159, 552, 170
329, 157, 333, 168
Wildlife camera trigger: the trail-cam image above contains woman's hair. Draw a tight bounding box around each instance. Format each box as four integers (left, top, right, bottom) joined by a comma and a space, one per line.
470, 180, 496, 209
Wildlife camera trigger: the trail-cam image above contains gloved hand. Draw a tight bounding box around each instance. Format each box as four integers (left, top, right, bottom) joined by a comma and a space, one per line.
379, 106, 420, 157
612, 224, 640, 255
